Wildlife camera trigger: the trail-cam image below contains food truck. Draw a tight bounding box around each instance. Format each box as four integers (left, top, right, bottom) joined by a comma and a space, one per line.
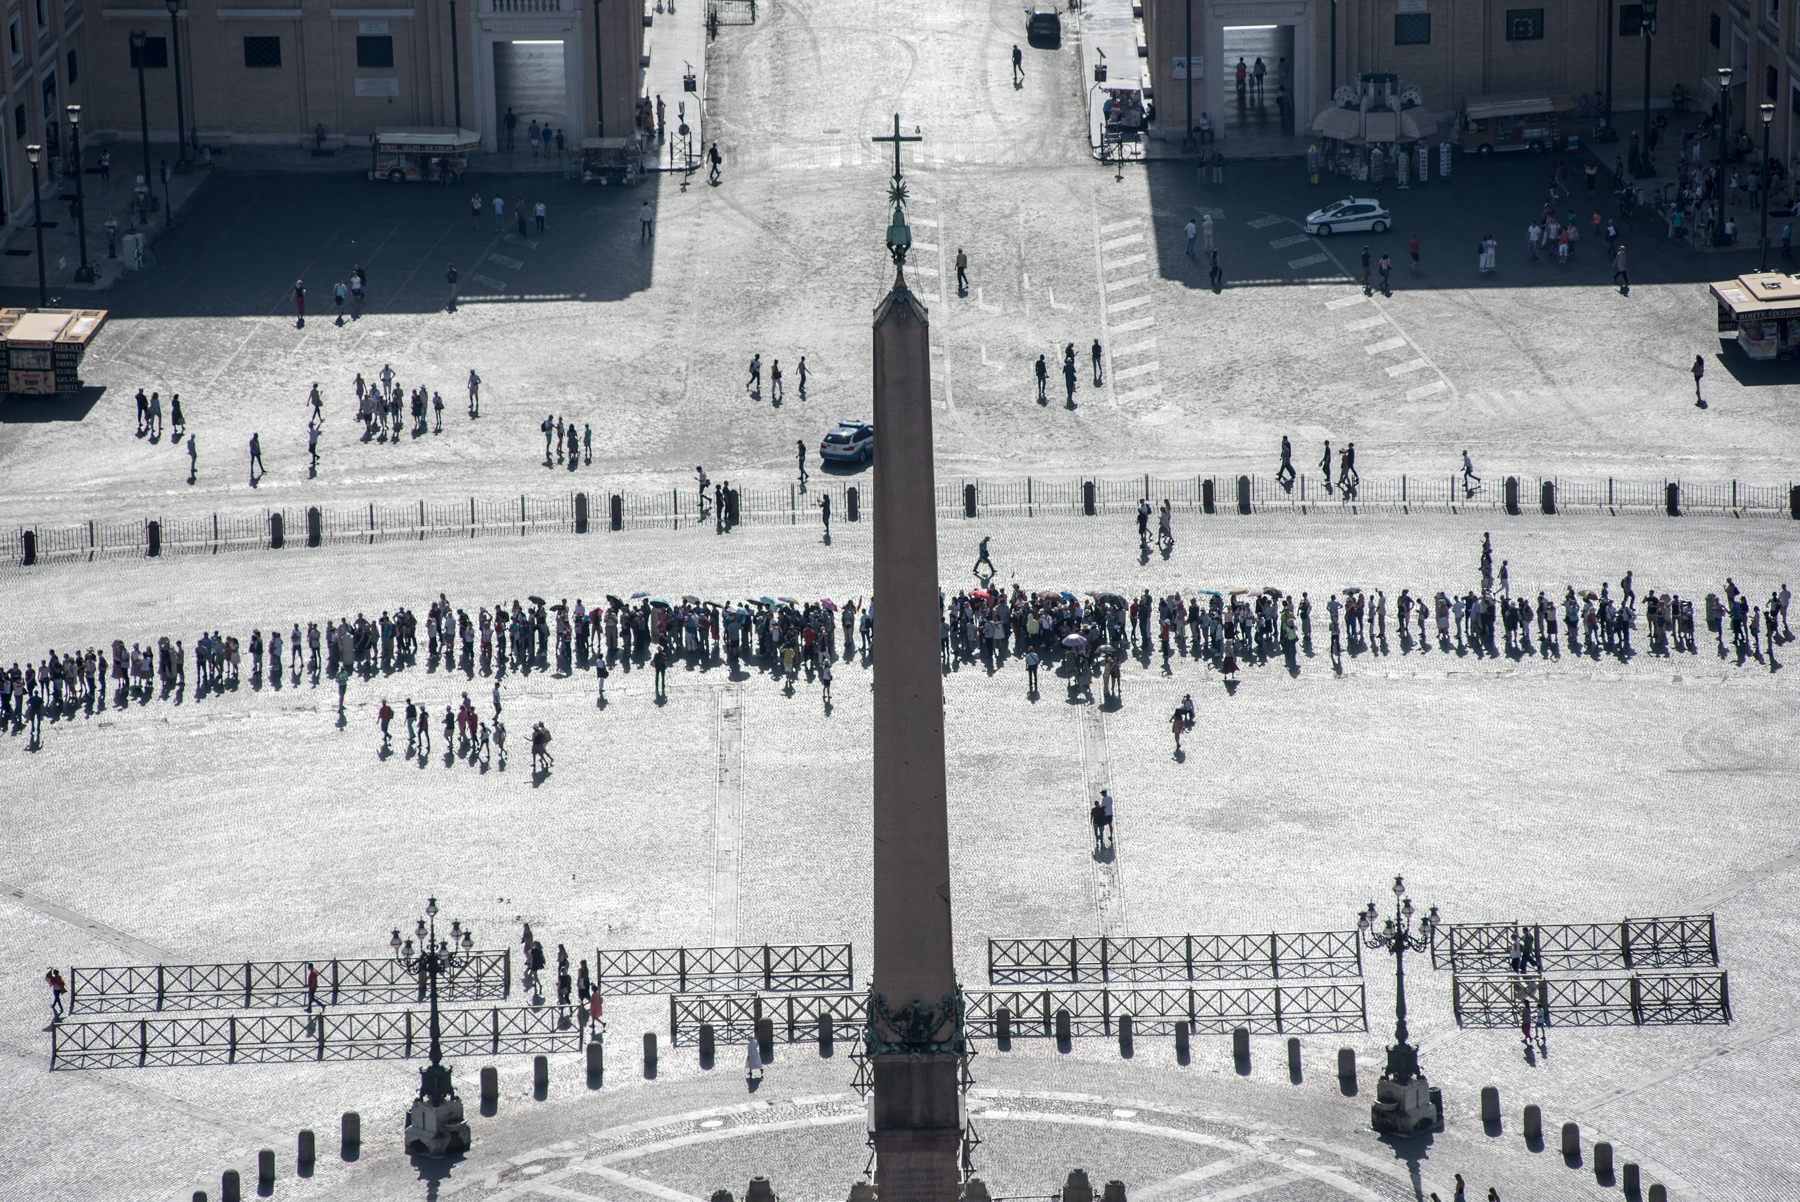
1710, 272, 1800, 360
1458, 93, 1574, 154
578, 136, 645, 185
372, 128, 481, 184
0, 308, 107, 396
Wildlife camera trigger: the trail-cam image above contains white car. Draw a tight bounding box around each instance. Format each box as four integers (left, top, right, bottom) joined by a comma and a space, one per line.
1304, 198, 1391, 236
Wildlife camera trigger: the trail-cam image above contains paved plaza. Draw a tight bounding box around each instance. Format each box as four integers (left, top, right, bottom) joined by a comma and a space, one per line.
3, 0, 1800, 1197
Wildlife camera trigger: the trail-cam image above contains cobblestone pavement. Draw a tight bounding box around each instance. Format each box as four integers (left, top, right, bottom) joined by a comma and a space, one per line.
2, 515, 1797, 1199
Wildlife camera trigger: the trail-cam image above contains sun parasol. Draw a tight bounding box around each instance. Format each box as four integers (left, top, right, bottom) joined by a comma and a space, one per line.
1060, 590, 1078, 601
1061, 633, 1088, 648
682, 594, 701, 605
1098, 592, 1128, 607
650, 599, 670, 608
821, 599, 838, 612
606, 595, 624, 607
528, 595, 547, 606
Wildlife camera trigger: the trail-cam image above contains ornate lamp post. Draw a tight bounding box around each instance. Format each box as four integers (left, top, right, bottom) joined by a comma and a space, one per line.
591, 0, 605, 138
1357, 875, 1440, 1134
25, 144, 46, 307
448, 0, 463, 129
1717, 66, 1734, 244
67, 105, 95, 282
131, 30, 153, 195
389, 897, 475, 1156
165, 0, 188, 165
1760, 103, 1775, 270
1637, 0, 1656, 175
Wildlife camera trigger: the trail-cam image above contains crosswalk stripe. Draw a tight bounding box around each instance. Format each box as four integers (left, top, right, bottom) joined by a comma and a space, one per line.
1105, 275, 1149, 292
1113, 316, 1156, 332
1102, 234, 1146, 250
1287, 253, 1330, 268
1115, 362, 1159, 380
1325, 295, 1368, 309
1104, 253, 1148, 271
1406, 380, 1449, 400
1108, 295, 1152, 313
1363, 337, 1407, 355
1385, 358, 1429, 377
1269, 234, 1310, 249
1101, 218, 1138, 234
1248, 215, 1284, 228
1116, 384, 1162, 404
1116, 338, 1158, 356
1344, 315, 1386, 331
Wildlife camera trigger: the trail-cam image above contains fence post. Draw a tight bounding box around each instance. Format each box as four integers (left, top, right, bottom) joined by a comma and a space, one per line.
575, 493, 589, 533
226, 1016, 235, 1064
1665, 481, 1680, 516
147, 519, 161, 557
1237, 475, 1251, 514
1083, 481, 1096, 515
1202, 478, 1215, 513
1628, 975, 1643, 1024
157, 965, 165, 1010
405, 1010, 414, 1056
307, 507, 321, 547
244, 962, 253, 1008
492, 1007, 500, 1053
763, 944, 773, 989
1620, 920, 1633, 969
1099, 936, 1109, 983
504, 948, 512, 999
1185, 934, 1195, 981
269, 512, 284, 549
1402, 475, 1406, 504
678, 947, 688, 994
1068, 936, 1078, 982
964, 483, 977, 517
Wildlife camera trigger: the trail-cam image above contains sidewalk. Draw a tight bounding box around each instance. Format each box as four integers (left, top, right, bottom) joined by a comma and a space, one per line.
638, 0, 709, 175
0, 155, 211, 294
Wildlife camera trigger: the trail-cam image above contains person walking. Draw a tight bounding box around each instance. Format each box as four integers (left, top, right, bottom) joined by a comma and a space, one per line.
1408, 233, 1421, 273
1025, 646, 1040, 692
333, 279, 347, 322
1091, 338, 1104, 385
445, 263, 459, 311
1202, 213, 1214, 251
493, 193, 506, 231
1170, 708, 1184, 754
745, 1031, 764, 1082
45, 967, 67, 1021
186, 434, 198, 484
304, 962, 322, 1013
1611, 243, 1629, 293
640, 201, 654, 239
818, 492, 831, 535
1034, 354, 1048, 401
249, 432, 265, 478
308, 424, 320, 470
534, 199, 547, 234
770, 359, 783, 403
708, 141, 723, 184
1012, 43, 1024, 86
471, 192, 483, 230
974, 535, 995, 577
1462, 449, 1481, 496
1277, 435, 1296, 487
747, 353, 762, 394
797, 356, 808, 397
1185, 218, 1197, 256
1377, 253, 1392, 297
796, 438, 808, 485
378, 698, 394, 746
1360, 245, 1372, 295
1692, 354, 1706, 408
955, 247, 969, 293
1098, 788, 1115, 846
293, 279, 306, 328
1320, 439, 1333, 494
1062, 355, 1077, 403
1207, 249, 1223, 289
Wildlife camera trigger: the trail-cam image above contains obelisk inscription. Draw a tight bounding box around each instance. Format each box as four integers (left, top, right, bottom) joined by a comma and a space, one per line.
866, 113, 961, 1202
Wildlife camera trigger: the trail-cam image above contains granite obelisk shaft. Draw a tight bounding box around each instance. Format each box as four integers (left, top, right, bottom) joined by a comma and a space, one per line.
868, 267, 961, 1199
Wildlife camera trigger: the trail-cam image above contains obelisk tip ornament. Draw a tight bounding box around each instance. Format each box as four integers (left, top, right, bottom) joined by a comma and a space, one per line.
865, 113, 964, 1199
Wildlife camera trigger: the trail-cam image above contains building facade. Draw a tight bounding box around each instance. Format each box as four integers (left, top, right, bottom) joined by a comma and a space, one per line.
1140, 0, 1741, 155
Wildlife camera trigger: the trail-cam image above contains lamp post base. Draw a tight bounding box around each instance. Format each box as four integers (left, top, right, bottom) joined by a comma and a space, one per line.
404, 1094, 471, 1157
1370, 1069, 1437, 1134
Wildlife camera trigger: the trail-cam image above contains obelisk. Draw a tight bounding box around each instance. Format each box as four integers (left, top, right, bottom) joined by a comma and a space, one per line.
865, 115, 963, 1200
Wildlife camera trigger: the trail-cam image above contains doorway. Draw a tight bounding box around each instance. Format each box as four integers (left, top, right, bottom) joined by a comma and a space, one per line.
1220, 25, 1296, 139
493, 40, 567, 153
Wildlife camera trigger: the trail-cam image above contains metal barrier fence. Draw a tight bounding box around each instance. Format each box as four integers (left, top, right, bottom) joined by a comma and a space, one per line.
965, 983, 1368, 1037
67, 952, 511, 1015
1450, 972, 1731, 1028
49, 1003, 579, 1070
668, 992, 862, 1044
597, 944, 853, 996
1437, 915, 1718, 974
13, 475, 1794, 565
987, 931, 1362, 986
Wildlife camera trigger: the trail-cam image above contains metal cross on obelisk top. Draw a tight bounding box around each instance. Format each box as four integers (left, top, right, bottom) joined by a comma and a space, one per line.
871, 113, 921, 191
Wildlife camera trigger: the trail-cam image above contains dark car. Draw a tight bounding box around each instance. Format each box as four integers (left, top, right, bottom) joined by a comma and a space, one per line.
1027, 3, 1061, 41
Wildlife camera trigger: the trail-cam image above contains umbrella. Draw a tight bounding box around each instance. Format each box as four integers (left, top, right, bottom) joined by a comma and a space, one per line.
968, 589, 991, 601
606, 594, 624, 607
821, 599, 838, 612
1579, 589, 1598, 601
528, 594, 547, 606
1197, 589, 1222, 598
1061, 633, 1088, 648
779, 596, 798, 605
1229, 588, 1249, 596
650, 599, 670, 609
1059, 590, 1078, 601
631, 591, 650, 599
1263, 587, 1283, 598
1098, 592, 1128, 607
683, 594, 701, 605
551, 603, 568, 612
758, 596, 776, 606
1343, 586, 1362, 595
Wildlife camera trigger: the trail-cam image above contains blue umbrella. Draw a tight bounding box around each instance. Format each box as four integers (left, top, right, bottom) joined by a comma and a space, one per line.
1059, 590, 1078, 602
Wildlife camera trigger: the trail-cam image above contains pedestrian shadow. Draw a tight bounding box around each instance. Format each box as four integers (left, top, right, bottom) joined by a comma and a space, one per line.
1172, 747, 1187, 763
1091, 843, 1116, 865
0, 386, 106, 423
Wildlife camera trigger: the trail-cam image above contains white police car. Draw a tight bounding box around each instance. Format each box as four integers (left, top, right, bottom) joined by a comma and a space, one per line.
1303, 197, 1391, 236
820, 419, 873, 464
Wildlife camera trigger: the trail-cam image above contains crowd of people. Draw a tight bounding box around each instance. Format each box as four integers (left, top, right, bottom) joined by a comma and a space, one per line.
4, 536, 1790, 752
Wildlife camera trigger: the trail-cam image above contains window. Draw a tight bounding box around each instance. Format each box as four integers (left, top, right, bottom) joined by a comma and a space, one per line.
65, 48, 75, 82
8, 22, 17, 56
1711, 13, 1721, 45
33, 0, 42, 28
130, 36, 168, 68
1394, 13, 1431, 43
1770, 64, 1780, 99
1771, 0, 1780, 26
355, 34, 393, 67
1618, 4, 1643, 34
1505, 8, 1544, 38
1792, 83, 1800, 116
243, 35, 281, 67
12, 103, 23, 139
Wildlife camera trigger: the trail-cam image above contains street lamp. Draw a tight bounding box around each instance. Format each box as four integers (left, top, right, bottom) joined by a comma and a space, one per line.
591, 0, 605, 138
130, 29, 153, 196
66, 106, 95, 283
1760, 102, 1775, 269
1717, 66, 1734, 243
1356, 875, 1440, 1134
25, 144, 46, 307
389, 897, 475, 1156
165, 0, 188, 165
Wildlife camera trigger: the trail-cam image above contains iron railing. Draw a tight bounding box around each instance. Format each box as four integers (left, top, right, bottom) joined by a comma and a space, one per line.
668, 992, 862, 1044
68, 952, 511, 1015
1436, 915, 1718, 974
597, 944, 853, 997
1450, 972, 1731, 1028
963, 983, 1367, 1037
49, 1003, 579, 1070
12, 475, 1793, 567
987, 931, 1362, 986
